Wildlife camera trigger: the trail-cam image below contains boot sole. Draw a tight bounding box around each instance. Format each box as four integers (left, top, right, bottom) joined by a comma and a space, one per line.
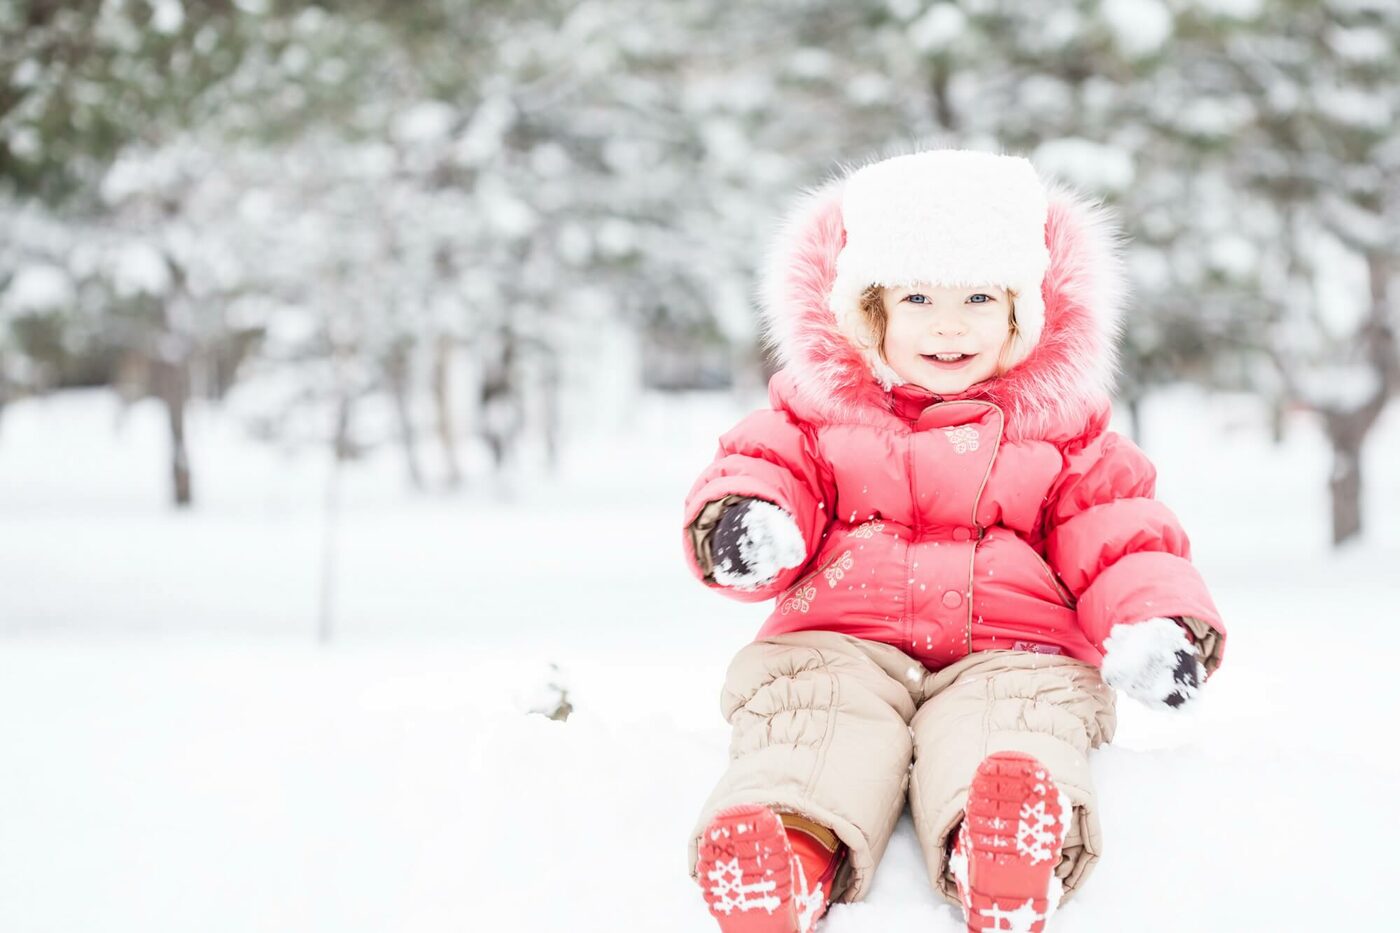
697, 804, 802, 933
963, 752, 1070, 932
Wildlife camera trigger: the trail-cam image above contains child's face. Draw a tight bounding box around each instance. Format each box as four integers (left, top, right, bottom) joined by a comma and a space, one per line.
880, 283, 1012, 395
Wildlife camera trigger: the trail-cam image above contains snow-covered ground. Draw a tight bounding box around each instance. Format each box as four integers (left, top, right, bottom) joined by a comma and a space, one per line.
1, 385, 1398, 932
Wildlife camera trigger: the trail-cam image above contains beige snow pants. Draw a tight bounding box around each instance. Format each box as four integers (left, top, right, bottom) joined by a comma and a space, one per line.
687, 632, 1117, 906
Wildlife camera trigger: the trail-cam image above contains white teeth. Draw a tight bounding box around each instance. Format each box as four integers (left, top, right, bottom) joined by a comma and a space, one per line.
930, 353, 967, 362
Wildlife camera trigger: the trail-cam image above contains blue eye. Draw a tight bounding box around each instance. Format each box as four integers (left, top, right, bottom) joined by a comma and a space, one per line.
905, 294, 929, 304
968, 294, 992, 304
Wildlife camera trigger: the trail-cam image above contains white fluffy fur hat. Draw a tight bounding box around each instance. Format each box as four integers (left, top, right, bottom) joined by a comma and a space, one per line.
829, 149, 1051, 383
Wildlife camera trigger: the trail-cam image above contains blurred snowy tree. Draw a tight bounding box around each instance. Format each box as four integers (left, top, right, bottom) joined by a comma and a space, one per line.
858, 0, 1264, 439
2, 0, 1395, 530
0, 0, 301, 202
1193, 0, 1400, 545
0, 205, 80, 406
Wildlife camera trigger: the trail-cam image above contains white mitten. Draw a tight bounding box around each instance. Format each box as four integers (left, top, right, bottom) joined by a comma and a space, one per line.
710, 498, 807, 590
1101, 617, 1205, 711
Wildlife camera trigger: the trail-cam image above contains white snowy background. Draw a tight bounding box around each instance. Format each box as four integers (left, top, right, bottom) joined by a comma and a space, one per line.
3, 1, 1400, 931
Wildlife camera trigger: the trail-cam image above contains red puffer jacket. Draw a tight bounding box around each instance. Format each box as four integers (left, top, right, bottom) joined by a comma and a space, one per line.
682, 180, 1225, 672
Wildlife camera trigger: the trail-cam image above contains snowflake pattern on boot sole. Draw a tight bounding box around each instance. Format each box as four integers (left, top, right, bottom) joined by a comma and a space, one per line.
952, 752, 1071, 933
697, 805, 827, 933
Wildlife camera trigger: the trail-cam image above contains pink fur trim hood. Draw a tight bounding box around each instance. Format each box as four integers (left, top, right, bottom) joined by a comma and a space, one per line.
757, 170, 1130, 442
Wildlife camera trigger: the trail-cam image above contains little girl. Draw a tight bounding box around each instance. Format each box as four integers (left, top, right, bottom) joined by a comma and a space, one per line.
681, 149, 1226, 933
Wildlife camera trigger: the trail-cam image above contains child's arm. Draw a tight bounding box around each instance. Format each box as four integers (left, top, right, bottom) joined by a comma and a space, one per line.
683, 407, 835, 602
1042, 430, 1227, 683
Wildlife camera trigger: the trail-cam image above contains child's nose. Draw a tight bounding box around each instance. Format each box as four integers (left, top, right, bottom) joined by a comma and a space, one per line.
931, 311, 968, 335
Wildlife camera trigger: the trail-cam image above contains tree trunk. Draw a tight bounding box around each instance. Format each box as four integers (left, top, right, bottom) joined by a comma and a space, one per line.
320, 352, 356, 646
0, 351, 8, 434
332, 387, 354, 462
930, 61, 958, 131
1324, 409, 1367, 547
1124, 392, 1143, 447
541, 349, 561, 473
154, 355, 193, 508
431, 334, 463, 490
1269, 395, 1287, 445
384, 340, 425, 491
1323, 250, 1400, 546
480, 329, 521, 474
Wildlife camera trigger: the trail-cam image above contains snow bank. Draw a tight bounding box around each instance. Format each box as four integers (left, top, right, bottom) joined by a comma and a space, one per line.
0, 385, 1397, 930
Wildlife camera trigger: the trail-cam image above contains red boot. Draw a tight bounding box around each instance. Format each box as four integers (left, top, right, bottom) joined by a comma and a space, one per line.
696, 805, 842, 933
948, 752, 1071, 933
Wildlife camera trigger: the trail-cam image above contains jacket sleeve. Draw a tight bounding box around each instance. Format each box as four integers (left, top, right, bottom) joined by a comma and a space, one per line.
1043, 430, 1227, 674
681, 406, 835, 602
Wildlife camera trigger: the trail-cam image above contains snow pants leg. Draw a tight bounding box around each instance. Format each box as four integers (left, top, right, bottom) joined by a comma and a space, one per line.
908, 650, 1117, 908
687, 631, 925, 903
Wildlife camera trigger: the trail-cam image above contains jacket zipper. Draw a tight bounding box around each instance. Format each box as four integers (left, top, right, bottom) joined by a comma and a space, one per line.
905, 438, 918, 653
912, 399, 1005, 657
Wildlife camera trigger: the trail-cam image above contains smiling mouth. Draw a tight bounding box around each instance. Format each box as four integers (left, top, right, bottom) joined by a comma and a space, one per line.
922, 352, 975, 364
